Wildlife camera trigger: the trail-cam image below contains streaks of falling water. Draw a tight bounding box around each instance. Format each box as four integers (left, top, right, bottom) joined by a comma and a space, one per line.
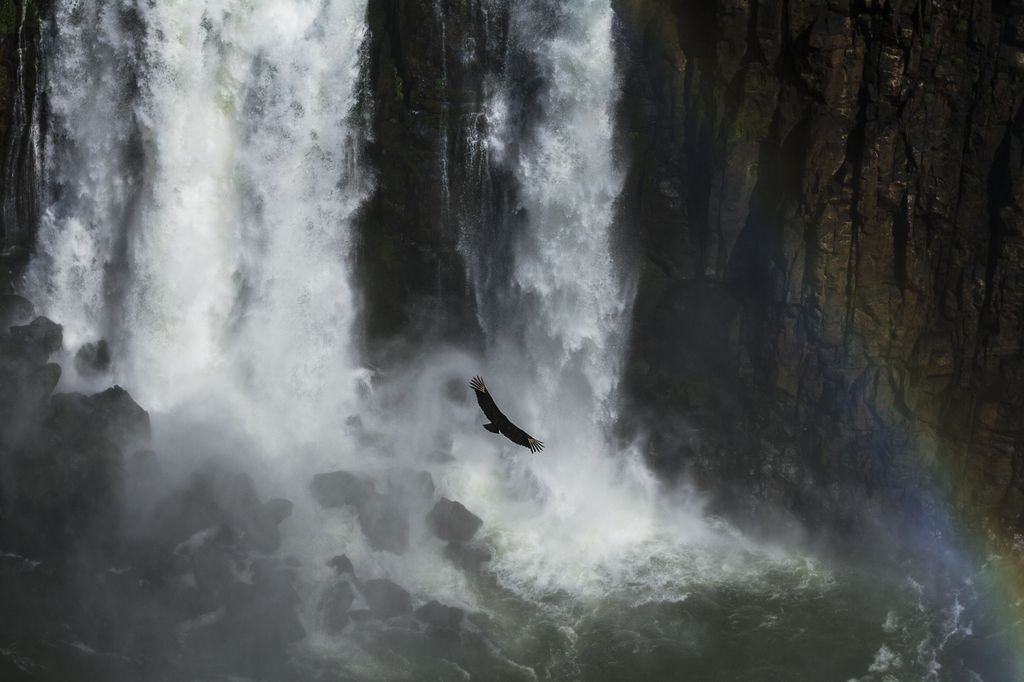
26, 0, 145, 351
470, 0, 632, 419
449, 0, 676, 600
29, 0, 372, 449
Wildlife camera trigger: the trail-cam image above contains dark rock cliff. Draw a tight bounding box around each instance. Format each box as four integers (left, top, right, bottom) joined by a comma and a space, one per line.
354, 0, 1024, 556
613, 0, 1024, 548
5, 0, 1022, 551
0, 0, 46, 292
357, 0, 509, 353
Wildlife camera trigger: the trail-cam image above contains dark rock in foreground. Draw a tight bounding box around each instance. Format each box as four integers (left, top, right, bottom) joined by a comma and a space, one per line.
0, 294, 33, 330
444, 541, 493, 574
415, 600, 464, 630
44, 387, 150, 451
312, 470, 410, 553
360, 578, 412, 618
427, 498, 482, 544
152, 468, 286, 553
75, 339, 111, 377
5, 316, 62, 364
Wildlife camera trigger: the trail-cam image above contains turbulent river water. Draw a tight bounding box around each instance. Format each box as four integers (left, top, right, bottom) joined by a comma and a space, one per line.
22, 0, 1021, 679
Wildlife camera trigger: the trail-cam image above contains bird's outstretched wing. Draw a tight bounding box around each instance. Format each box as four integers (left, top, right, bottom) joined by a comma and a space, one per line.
469, 376, 544, 453
470, 376, 504, 424
500, 422, 545, 453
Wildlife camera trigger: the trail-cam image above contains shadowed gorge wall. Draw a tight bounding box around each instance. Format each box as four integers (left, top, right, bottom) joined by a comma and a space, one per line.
0, 0, 45, 291
613, 0, 1024, 545
356, 0, 509, 351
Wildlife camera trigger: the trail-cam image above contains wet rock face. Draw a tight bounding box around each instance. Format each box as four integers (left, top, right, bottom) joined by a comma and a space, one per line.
444, 540, 493, 574
0, 294, 32, 328
415, 600, 464, 631
0, 315, 152, 549
427, 498, 483, 545
153, 469, 290, 554
328, 554, 355, 577
0, 0, 46, 293
4, 316, 62, 364
360, 578, 413, 618
320, 581, 356, 633
611, 0, 1024, 540
75, 340, 111, 377
311, 470, 412, 553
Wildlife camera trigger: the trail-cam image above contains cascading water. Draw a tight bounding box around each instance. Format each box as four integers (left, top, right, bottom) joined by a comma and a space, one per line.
29, 0, 371, 445
19, 0, 1012, 679
451, 0, 683, 598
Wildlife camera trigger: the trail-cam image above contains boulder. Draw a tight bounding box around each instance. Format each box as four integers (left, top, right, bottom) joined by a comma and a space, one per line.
0, 294, 33, 330
415, 600, 464, 630
27, 362, 61, 402
320, 580, 355, 633
444, 541, 493, 573
152, 468, 283, 553
74, 340, 111, 377
328, 554, 355, 577
85, 386, 152, 450
312, 471, 410, 553
6, 316, 62, 362
427, 498, 482, 544
360, 578, 412, 618
311, 470, 375, 509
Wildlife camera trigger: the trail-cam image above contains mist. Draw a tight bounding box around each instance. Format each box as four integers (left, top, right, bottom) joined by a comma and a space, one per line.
1, 0, 1021, 680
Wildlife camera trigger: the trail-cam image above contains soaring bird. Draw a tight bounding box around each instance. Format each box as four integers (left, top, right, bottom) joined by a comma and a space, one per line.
470, 376, 544, 453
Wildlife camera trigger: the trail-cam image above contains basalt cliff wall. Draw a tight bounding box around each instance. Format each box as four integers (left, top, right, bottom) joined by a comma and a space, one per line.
0, 0, 45, 292
613, 0, 1024, 545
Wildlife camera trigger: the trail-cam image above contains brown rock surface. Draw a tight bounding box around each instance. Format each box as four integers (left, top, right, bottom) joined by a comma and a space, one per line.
613, 0, 1024, 548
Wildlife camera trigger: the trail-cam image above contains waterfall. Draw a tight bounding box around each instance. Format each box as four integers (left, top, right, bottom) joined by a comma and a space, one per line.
28, 0, 371, 447
449, 0, 678, 599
